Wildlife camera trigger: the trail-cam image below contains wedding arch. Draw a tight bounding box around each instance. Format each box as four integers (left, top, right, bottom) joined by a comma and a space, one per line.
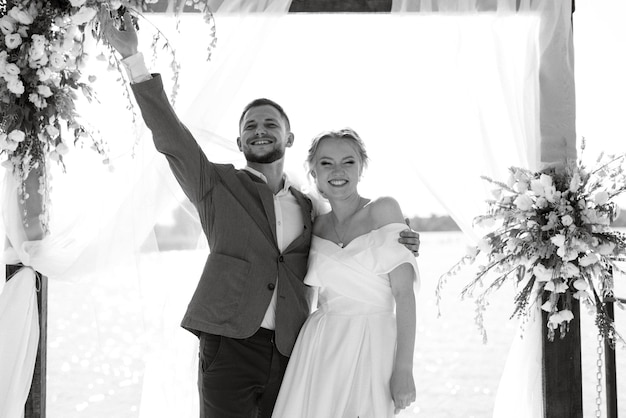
2, 1, 613, 417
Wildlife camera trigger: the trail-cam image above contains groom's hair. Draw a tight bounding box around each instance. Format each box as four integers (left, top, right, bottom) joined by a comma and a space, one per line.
239, 98, 291, 131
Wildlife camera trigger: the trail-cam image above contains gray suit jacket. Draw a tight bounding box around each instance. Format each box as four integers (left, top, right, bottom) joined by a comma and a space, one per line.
132, 75, 313, 356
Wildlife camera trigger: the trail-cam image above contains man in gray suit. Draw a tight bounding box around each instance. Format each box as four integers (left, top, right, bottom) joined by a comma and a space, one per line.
103, 11, 420, 418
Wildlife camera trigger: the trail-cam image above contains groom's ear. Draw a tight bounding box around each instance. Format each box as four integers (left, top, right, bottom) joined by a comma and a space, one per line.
236, 137, 243, 151
286, 132, 294, 147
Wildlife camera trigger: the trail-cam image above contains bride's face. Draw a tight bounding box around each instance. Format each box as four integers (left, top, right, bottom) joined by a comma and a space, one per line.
311, 138, 362, 199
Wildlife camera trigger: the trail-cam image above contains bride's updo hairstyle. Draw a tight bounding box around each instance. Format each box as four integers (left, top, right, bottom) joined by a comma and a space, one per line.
305, 128, 370, 179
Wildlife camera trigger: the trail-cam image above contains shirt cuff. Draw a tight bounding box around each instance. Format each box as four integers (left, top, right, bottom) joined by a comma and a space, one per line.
121, 52, 152, 83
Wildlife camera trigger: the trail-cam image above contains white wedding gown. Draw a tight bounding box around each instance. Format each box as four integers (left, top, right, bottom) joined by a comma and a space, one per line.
272, 223, 419, 418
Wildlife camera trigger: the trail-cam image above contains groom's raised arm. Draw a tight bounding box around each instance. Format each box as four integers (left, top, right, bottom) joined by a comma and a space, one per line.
102, 10, 215, 205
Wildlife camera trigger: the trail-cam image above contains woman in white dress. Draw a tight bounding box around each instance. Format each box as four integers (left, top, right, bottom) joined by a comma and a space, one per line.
272, 128, 419, 417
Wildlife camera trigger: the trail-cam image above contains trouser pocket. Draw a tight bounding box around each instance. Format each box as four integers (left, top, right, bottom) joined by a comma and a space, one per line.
199, 333, 222, 373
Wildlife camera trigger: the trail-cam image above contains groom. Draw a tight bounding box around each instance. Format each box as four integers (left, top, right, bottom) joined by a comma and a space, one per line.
103, 11, 420, 418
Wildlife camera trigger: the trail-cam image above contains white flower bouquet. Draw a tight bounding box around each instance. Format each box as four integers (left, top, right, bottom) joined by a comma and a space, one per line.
0, 0, 215, 233
438, 147, 626, 343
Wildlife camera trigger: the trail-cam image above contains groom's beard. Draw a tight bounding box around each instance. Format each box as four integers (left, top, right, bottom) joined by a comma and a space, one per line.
244, 147, 286, 164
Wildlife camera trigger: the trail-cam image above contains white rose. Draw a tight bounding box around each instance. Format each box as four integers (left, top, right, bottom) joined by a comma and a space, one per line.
594, 191, 609, 205
533, 264, 553, 282
29, 34, 47, 60
0, 134, 19, 151
550, 234, 566, 248
70, 0, 88, 7
31, 34, 46, 49
535, 197, 547, 209
540, 173, 553, 189
8, 129, 25, 143
49, 52, 66, 70
0, 15, 16, 35
7, 77, 24, 95
541, 300, 553, 312
573, 289, 589, 301
28, 93, 45, 109
8, 7, 34, 25
530, 179, 544, 196
597, 241, 616, 255
544, 280, 567, 293
56, 142, 70, 155
5, 33, 22, 49
562, 262, 580, 278
46, 125, 60, 139
36, 67, 53, 82
71, 6, 97, 25
514, 181, 529, 193
578, 253, 600, 267
465, 246, 479, 258
556, 246, 578, 261
514, 194, 533, 211
561, 214, 573, 226
4, 62, 20, 75
477, 238, 491, 254
572, 278, 588, 291
29, 45, 46, 61
506, 238, 520, 252
559, 309, 574, 322
37, 85, 53, 98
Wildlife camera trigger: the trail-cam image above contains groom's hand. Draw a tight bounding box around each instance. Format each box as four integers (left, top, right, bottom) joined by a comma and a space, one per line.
101, 7, 139, 58
399, 218, 420, 257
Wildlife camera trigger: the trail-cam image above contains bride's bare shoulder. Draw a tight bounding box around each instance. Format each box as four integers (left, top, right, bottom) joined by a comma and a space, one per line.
367, 196, 405, 227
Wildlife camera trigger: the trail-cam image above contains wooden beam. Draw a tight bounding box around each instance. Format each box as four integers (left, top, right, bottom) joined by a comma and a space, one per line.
289, 0, 392, 12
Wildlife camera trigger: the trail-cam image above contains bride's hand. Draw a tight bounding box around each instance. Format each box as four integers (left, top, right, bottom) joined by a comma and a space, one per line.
100, 8, 139, 58
390, 367, 416, 414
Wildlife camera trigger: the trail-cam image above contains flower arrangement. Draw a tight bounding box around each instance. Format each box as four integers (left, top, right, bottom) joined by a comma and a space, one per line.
0, 0, 215, 234
438, 147, 626, 344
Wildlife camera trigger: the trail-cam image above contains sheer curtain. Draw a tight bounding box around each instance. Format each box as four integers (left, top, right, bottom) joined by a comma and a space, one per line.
0, 0, 574, 417
0, 2, 291, 417
388, 2, 573, 417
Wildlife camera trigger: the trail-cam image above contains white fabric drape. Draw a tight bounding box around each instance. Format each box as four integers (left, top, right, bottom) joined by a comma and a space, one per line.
388, 2, 573, 417
0, 0, 574, 416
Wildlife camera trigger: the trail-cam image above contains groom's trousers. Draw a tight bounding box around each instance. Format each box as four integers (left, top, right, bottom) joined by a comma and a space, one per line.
198, 328, 289, 418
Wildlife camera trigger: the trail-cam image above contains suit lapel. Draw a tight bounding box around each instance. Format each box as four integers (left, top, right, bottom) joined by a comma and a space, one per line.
220, 170, 277, 247
255, 182, 278, 245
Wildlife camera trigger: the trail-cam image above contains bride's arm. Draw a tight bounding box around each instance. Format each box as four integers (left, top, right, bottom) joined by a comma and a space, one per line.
389, 263, 417, 415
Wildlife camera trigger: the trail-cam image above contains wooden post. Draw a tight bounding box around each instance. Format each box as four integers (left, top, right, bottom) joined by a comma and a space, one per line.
540, 1, 581, 417
604, 297, 618, 418
4, 265, 47, 418
541, 298, 583, 417
9, 164, 47, 417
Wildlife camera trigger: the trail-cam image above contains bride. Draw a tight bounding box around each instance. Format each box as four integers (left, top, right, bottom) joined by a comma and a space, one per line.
272, 128, 420, 417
